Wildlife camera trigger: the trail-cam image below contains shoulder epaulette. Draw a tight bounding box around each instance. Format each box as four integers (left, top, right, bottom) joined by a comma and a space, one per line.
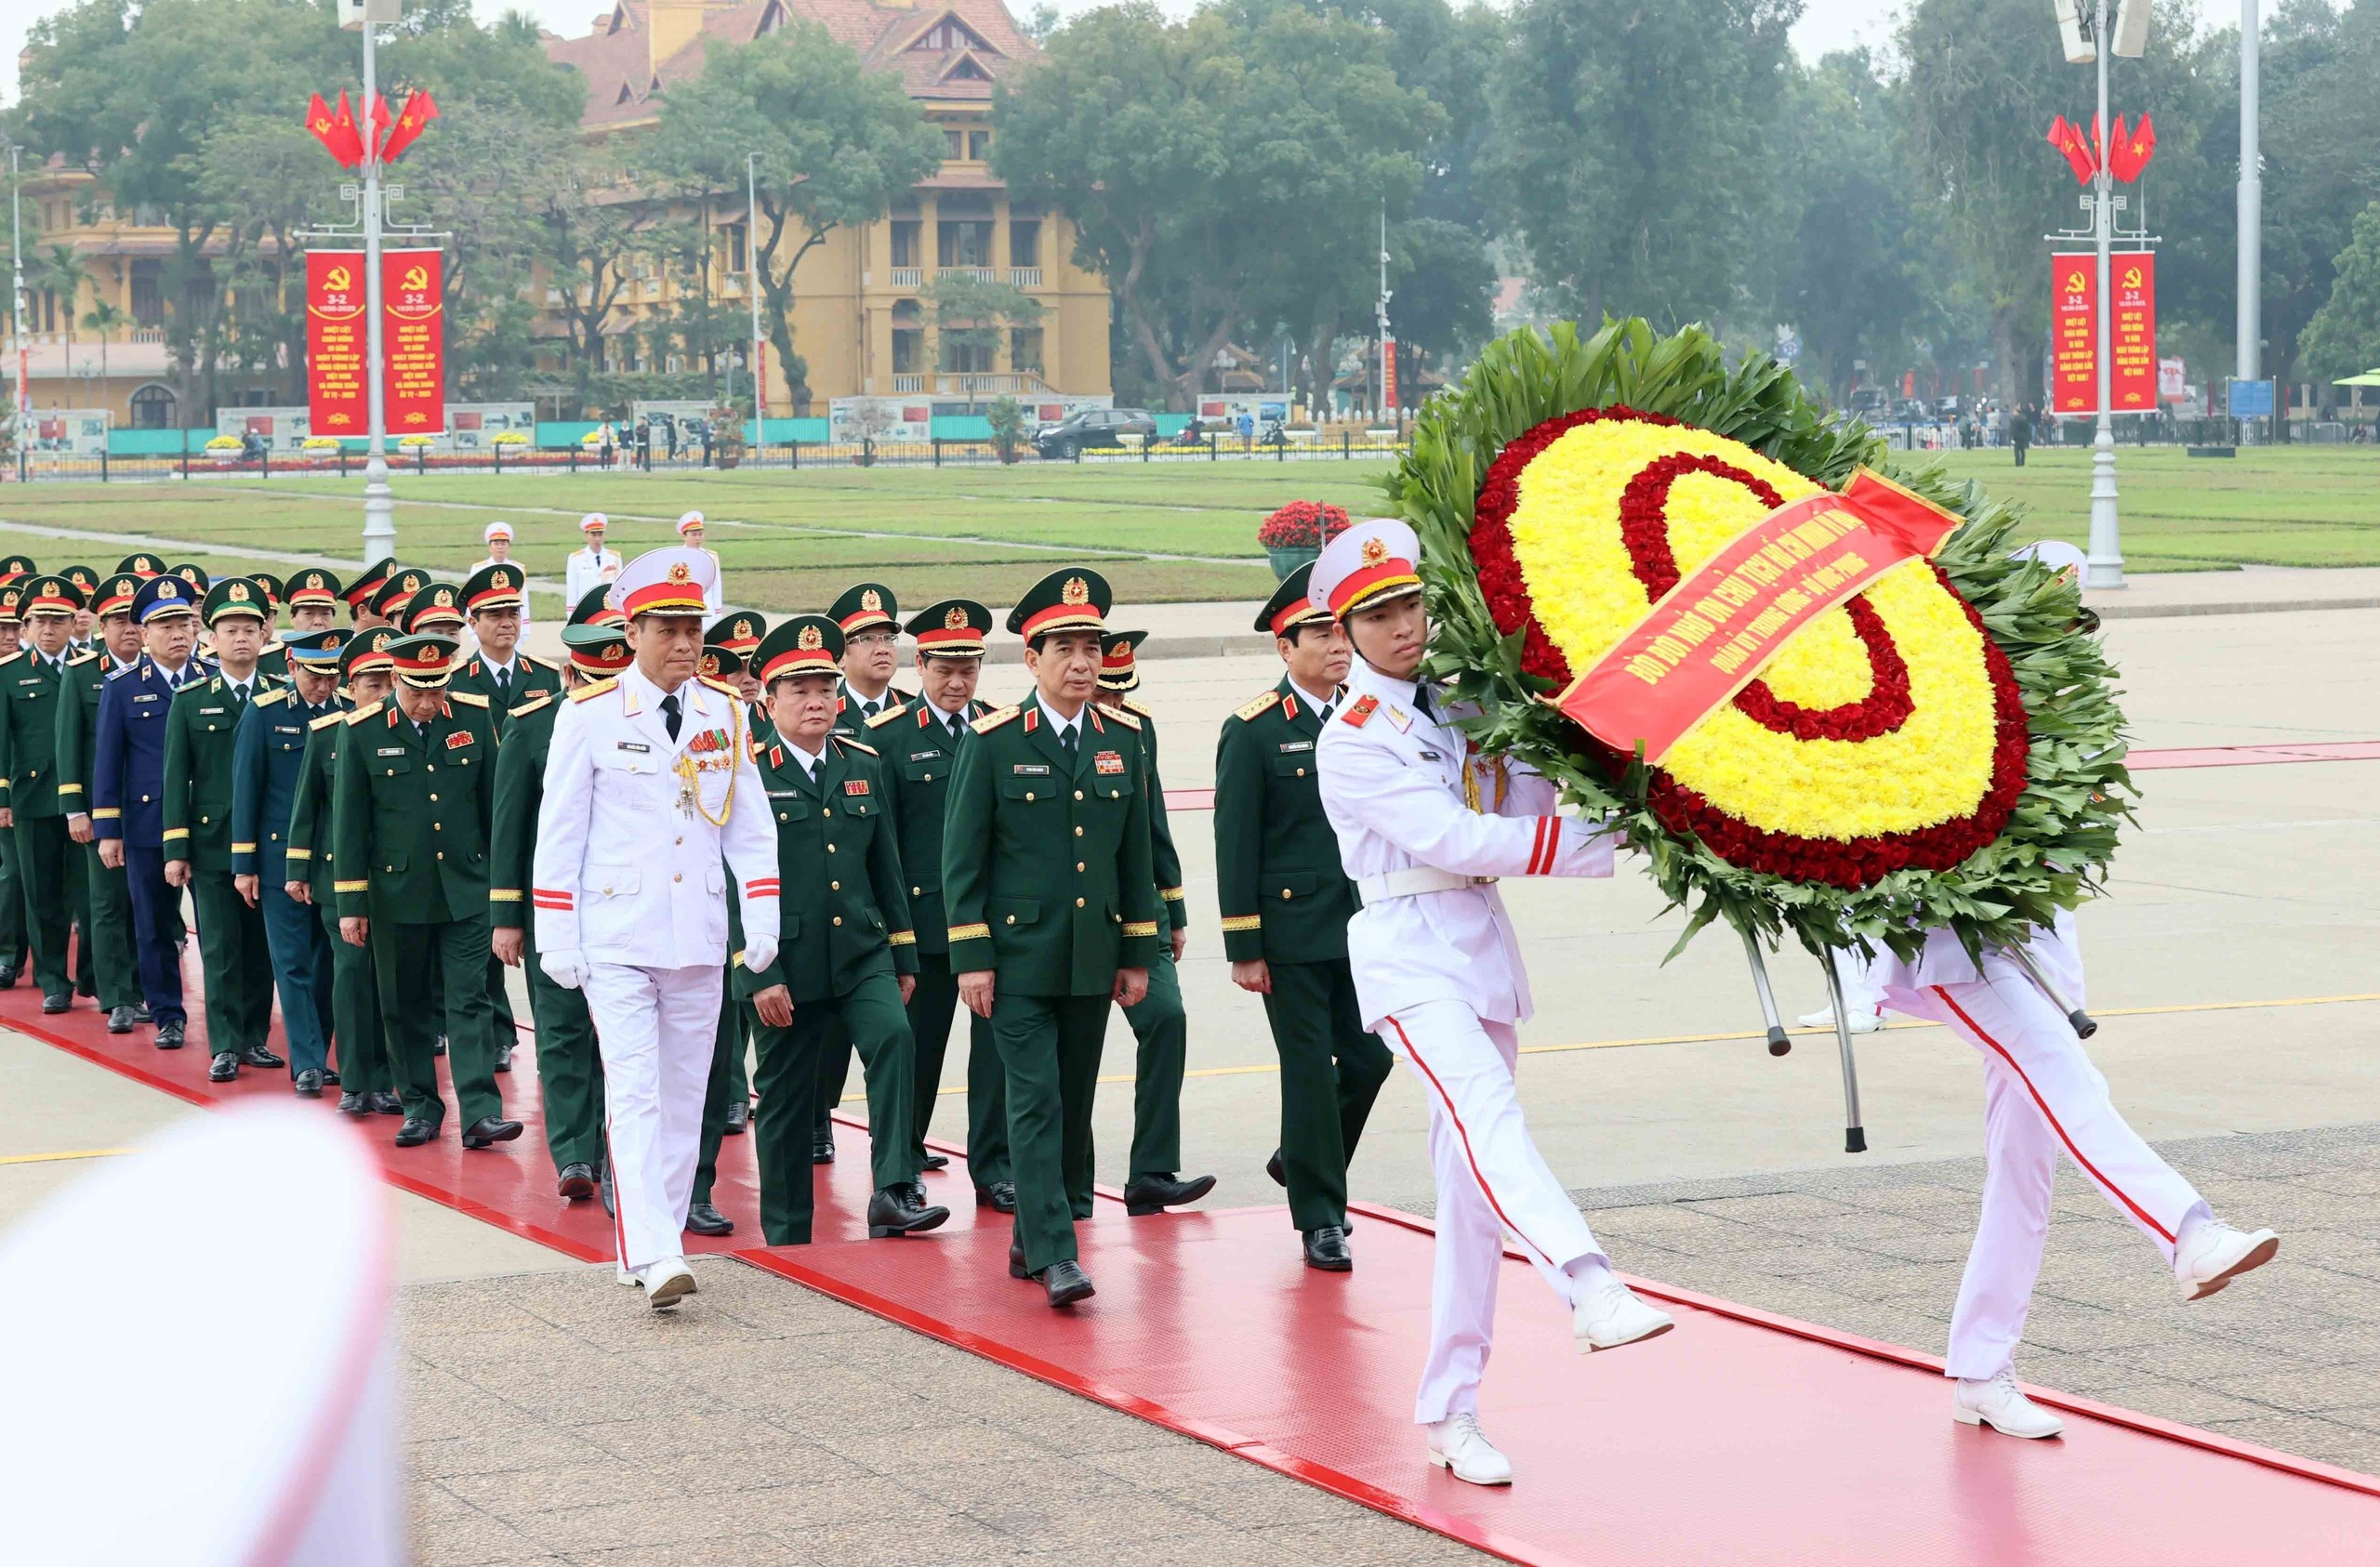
106, 661, 137, 679
833, 733, 879, 756
1233, 690, 1283, 723
66, 650, 99, 666
254, 688, 289, 706
309, 709, 345, 731
449, 691, 490, 708
346, 699, 386, 726
972, 704, 1021, 733
1101, 706, 1143, 732
509, 692, 557, 719
0, 651, 22, 667
518, 652, 549, 673
1123, 696, 1156, 720
698, 675, 739, 698
570, 677, 617, 704
1341, 693, 1379, 728
866, 702, 909, 730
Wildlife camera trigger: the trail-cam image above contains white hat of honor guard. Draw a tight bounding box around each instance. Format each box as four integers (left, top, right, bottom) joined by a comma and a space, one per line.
609, 546, 719, 619
1309, 517, 1424, 624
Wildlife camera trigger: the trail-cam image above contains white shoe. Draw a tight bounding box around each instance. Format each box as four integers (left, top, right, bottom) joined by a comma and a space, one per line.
641, 1258, 697, 1310
1797, 1006, 1881, 1034
1426, 1413, 1514, 1486
2174, 1220, 2280, 1301
1953, 1369, 2065, 1439
1573, 1279, 1674, 1352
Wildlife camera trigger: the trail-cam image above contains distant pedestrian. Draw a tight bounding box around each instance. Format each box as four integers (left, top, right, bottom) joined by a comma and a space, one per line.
2011, 407, 2032, 467
598, 422, 615, 469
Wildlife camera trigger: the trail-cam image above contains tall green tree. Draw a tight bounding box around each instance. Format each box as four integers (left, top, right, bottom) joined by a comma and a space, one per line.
2255, 0, 2380, 402
648, 23, 943, 414
2299, 200, 2380, 381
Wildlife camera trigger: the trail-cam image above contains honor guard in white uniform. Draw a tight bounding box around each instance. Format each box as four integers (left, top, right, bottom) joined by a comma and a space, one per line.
564, 514, 624, 610
532, 546, 780, 1309
675, 511, 727, 617
1312, 519, 1673, 1487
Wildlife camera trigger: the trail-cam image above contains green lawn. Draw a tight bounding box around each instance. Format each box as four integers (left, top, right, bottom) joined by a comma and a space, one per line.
2, 445, 2371, 612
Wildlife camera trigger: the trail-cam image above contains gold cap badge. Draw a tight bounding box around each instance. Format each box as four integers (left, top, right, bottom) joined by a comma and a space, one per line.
228, 582, 250, 602
861, 588, 883, 612
668, 562, 693, 583
1062, 577, 1089, 606
1360, 536, 1389, 566
798, 625, 824, 650
945, 606, 969, 630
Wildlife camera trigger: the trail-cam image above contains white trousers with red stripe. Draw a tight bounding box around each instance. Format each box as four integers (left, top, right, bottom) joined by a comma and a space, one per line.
1894, 975, 2208, 1382
583, 962, 723, 1274
1382, 1001, 1606, 1425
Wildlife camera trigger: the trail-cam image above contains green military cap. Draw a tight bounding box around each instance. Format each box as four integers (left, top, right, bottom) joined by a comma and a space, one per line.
285, 567, 344, 610
1096, 628, 1148, 692
283, 628, 351, 671
752, 614, 842, 687
561, 621, 633, 678
20, 573, 86, 617
116, 552, 166, 578
697, 643, 746, 683
169, 562, 211, 592
368, 567, 432, 621
1005, 567, 1112, 639
91, 572, 145, 619
201, 576, 271, 625
341, 625, 403, 679
1255, 560, 1333, 638
60, 564, 99, 599
0, 554, 37, 582
386, 633, 459, 687
706, 611, 764, 654
251, 572, 285, 610
572, 582, 625, 628
0, 583, 24, 623
346, 557, 397, 611
461, 561, 526, 617
829, 581, 899, 637
402, 582, 467, 634
906, 599, 991, 659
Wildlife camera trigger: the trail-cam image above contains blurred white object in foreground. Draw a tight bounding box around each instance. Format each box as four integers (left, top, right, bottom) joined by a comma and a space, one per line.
0, 1104, 403, 1567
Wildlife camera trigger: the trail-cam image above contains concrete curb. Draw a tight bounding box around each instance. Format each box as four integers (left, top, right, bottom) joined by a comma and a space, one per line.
2092, 597, 2380, 621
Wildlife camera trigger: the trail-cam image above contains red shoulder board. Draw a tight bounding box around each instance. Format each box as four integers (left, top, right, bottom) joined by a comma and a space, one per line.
386, 706, 400, 727
1024, 708, 1039, 733
1342, 694, 1380, 728
1281, 694, 1299, 719
768, 744, 783, 770
843, 778, 869, 796
917, 706, 932, 727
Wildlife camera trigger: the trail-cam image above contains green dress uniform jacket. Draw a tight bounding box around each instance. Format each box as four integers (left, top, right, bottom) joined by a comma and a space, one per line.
334, 691, 504, 1127
1114, 695, 1189, 1181
50, 650, 139, 1010
286, 700, 390, 1096
0, 649, 77, 997
488, 691, 606, 1175
942, 693, 1158, 1273
832, 680, 913, 736
1212, 678, 1388, 1231
444, 652, 561, 1055
870, 697, 1008, 1181
164, 671, 283, 1055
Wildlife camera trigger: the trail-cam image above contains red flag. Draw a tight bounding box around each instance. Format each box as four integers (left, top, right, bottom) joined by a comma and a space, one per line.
377, 89, 440, 165
368, 94, 392, 157
2046, 115, 2097, 186
304, 93, 350, 167
2109, 112, 2158, 182
325, 90, 366, 168
2108, 113, 2131, 174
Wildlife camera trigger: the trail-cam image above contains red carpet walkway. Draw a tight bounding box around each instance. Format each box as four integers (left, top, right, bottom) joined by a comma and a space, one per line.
10, 981, 2379, 1564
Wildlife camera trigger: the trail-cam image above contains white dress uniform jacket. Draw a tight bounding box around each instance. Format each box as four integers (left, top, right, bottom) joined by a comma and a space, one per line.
1316, 658, 1616, 1030
563, 546, 623, 611
531, 665, 780, 967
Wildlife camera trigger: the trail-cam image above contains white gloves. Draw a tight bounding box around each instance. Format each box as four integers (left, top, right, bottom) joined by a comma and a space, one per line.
541, 947, 589, 990
742, 935, 779, 975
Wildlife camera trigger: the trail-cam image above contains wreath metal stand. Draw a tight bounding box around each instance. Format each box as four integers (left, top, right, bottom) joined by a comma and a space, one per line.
1739, 935, 1867, 1153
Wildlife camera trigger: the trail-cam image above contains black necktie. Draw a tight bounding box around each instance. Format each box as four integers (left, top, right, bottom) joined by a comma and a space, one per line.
661, 691, 682, 742
496, 666, 510, 699
1060, 724, 1078, 758
1317, 701, 1334, 726
949, 711, 967, 743
1412, 684, 1434, 721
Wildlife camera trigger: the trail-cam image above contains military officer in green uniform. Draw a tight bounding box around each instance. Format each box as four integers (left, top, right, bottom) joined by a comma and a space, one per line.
250, 574, 289, 680
0, 574, 88, 1013
734, 614, 946, 1246
366, 568, 432, 632
288, 629, 401, 1116
163, 577, 284, 1082
54, 572, 147, 1031
870, 598, 1012, 1208
344, 559, 397, 630
60, 565, 99, 655
1215, 565, 1390, 1271
684, 636, 751, 1238
491, 613, 628, 1199
269, 569, 346, 680
333, 634, 519, 1150
1090, 629, 1216, 1217
944, 568, 1159, 1306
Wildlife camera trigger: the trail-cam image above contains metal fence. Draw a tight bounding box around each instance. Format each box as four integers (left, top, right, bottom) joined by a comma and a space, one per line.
3, 428, 1411, 484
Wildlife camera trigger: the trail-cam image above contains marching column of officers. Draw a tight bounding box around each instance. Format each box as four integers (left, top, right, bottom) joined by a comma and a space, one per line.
0, 539, 1382, 1305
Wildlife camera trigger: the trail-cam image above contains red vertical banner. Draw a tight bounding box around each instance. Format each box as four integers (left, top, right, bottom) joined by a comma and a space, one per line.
380, 247, 445, 438
305, 250, 368, 437
1381, 339, 1398, 412
2050, 254, 2096, 414
2109, 252, 2156, 412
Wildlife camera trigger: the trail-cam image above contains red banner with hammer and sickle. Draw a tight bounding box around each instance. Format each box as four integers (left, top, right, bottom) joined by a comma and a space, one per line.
381, 248, 446, 438
305, 250, 368, 438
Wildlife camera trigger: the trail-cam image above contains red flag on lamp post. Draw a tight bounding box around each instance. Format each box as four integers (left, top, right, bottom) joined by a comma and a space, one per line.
2046, 115, 2097, 186
377, 90, 440, 165
368, 94, 393, 158
304, 93, 355, 168
324, 90, 367, 168
2109, 112, 2158, 182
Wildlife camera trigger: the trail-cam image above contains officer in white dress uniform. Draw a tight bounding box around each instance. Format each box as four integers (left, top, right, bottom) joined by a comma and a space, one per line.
563, 513, 624, 611
1312, 519, 1673, 1488
470, 521, 529, 631
676, 510, 727, 617
532, 546, 780, 1309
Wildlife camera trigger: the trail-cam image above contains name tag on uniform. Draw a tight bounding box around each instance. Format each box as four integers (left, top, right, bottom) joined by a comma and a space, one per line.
767, 788, 800, 798
1012, 763, 1050, 776
1094, 751, 1125, 775
616, 741, 650, 754
843, 778, 869, 796
15, 677, 38, 686
199, 706, 225, 716
377, 746, 406, 757
1418, 749, 1442, 761
1277, 740, 1314, 754
274, 725, 302, 736
909, 750, 942, 762
134, 692, 159, 703
445, 731, 473, 750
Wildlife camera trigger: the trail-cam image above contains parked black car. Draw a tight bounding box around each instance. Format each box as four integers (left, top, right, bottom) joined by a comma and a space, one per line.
1033, 406, 1157, 458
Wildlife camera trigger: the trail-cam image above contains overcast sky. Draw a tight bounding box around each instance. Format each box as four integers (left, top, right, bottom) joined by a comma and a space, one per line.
0, 0, 2253, 120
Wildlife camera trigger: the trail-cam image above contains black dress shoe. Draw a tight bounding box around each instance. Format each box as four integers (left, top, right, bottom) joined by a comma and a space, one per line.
107, 1006, 139, 1034
394, 1117, 438, 1148
867, 1183, 951, 1238
558, 1163, 597, 1201
494, 1042, 511, 1073
153, 1020, 185, 1050
42, 993, 72, 1015
460, 1115, 524, 1150
976, 1180, 1016, 1213
684, 1201, 734, 1236
0, 963, 17, 989
322, 1069, 340, 1086
366, 1091, 403, 1115
131, 1003, 153, 1024
811, 1136, 837, 1165
241, 1046, 283, 1069
1302, 1226, 1354, 1271
723, 1100, 748, 1135
919, 1151, 949, 1171
1009, 1237, 1030, 1279
1038, 1259, 1095, 1307
1265, 1149, 1287, 1187
207, 1051, 239, 1082
1122, 1171, 1216, 1216
337, 1091, 364, 1115
293, 1069, 325, 1099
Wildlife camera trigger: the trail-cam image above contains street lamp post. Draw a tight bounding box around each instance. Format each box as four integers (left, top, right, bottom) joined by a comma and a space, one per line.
2081, 0, 2126, 590
2237, 0, 2261, 398
747, 152, 765, 424
357, 3, 396, 565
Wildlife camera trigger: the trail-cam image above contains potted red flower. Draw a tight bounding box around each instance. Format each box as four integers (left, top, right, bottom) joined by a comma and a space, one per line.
1257, 500, 1353, 579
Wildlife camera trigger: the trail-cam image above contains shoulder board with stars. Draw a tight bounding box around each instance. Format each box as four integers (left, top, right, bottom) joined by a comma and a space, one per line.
0, 651, 23, 668
972, 704, 1022, 734
345, 699, 387, 726
519, 652, 551, 675
255, 688, 289, 706
1123, 696, 1156, 720
1098, 705, 1143, 732
66, 650, 99, 667
698, 675, 740, 699
866, 702, 909, 730
106, 661, 138, 680
509, 692, 557, 720
309, 709, 346, 731
450, 691, 490, 708
1233, 689, 1282, 723
1341, 694, 1380, 729
832, 733, 878, 756
570, 677, 617, 704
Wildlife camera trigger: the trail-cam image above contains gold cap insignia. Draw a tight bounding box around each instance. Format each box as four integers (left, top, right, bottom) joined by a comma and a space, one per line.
1360, 536, 1389, 566
492, 570, 510, 587
434, 588, 455, 606
1110, 639, 1129, 657
160, 582, 179, 599
306, 573, 323, 588
700, 653, 721, 675
228, 582, 250, 602
797, 625, 824, 650
1062, 577, 1090, 606
668, 562, 693, 583
861, 588, 883, 612
734, 618, 752, 639
945, 606, 969, 630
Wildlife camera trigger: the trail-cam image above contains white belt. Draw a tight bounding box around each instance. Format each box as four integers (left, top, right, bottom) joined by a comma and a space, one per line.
1356, 867, 1498, 902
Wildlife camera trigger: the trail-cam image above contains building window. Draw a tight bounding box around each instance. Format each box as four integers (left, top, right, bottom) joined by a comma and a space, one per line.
945, 129, 965, 160
937, 220, 993, 268
1010, 220, 1039, 269
130, 383, 178, 429
726, 224, 747, 273
939, 335, 994, 375
1011, 328, 1044, 374
890, 221, 921, 269
968, 130, 992, 161
129, 260, 164, 326
892, 329, 922, 375
913, 19, 986, 49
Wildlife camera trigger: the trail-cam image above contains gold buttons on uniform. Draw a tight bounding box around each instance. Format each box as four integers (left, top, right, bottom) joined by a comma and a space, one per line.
832, 915, 842, 927
1076, 863, 1085, 872
1074, 790, 1084, 801
829, 880, 840, 891
1004, 914, 1016, 925
1281, 889, 1292, 900
912, 886, 921, 896
779, 812, 788, 821
673, 873, 682, 883
1024, 791, 1035, 802
1073, 825, 1084, 837
1296, 767, 1307, 777
436, 851, 444, 861
826, 843, 838, 854
824, 807, 833, 817
1075, 897, 1086, 908
433, 823, 442, 831
428, 793, 437, 802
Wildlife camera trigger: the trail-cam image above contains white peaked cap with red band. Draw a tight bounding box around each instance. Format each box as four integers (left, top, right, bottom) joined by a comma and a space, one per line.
1309, 517, 1423, 622
608, 546, 719, 618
